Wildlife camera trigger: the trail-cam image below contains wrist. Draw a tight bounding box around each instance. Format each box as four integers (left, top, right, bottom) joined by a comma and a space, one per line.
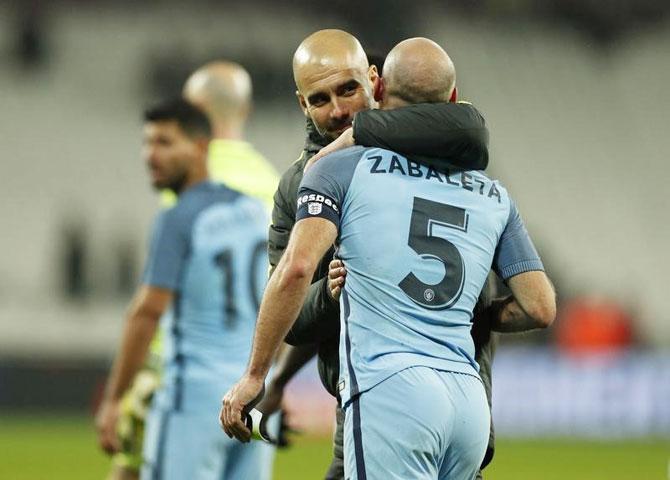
101, 392, 122, 405
245, 367, 268, 383
346, 125, 355, 144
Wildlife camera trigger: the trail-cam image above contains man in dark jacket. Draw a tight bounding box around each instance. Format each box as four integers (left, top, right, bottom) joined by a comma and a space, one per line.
261, 29, 494, 479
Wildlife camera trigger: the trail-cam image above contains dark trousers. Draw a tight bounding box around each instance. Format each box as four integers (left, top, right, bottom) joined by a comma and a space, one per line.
324, 405, 345, 480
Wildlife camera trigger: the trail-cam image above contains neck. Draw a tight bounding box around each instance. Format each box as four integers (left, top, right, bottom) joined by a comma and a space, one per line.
381, 94, 410, 110
174, 168, 208, 195
213, 123, 244, 141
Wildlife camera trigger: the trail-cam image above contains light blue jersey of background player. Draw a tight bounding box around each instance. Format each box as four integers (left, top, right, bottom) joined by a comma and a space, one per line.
141, 180, 275, 480
296, 145, 545, 479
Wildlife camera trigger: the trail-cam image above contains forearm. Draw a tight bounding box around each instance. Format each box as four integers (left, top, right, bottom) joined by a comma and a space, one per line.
247, 262, 313, 379
503, 271, 556, 330
353, 103, 489, 170
104, 314, 158, 401
491, 296, 548, 333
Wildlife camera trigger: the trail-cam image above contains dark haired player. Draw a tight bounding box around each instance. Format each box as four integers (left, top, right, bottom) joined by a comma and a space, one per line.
96, 99, 275, 480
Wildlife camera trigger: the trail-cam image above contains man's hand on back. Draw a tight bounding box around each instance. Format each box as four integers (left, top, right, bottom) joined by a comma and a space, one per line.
328, 259, 347, 301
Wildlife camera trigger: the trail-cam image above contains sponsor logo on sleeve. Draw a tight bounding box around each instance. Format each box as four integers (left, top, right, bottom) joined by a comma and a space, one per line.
297, 192, 340, 215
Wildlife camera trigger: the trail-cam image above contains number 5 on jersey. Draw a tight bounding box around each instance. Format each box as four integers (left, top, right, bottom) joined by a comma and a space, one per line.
399, 197, 468, 310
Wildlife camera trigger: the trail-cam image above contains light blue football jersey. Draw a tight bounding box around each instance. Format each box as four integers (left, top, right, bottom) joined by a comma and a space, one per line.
143, 181, 268, 411
297, 146, 544, 407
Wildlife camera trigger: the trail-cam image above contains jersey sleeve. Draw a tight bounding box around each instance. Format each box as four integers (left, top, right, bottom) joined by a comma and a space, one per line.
142, 209, 190, 290
353, 102, 489, 170
493, 200, 545, 280
296, 146, 365, 229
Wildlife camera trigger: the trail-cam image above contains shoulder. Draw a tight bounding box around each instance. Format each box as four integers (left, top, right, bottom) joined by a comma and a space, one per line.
325, 145, 368, 163
156, 202, 189, 233
246, 146, 280, 180
273, 150, 311, 211
284, 151, 309, 180
169, 183, 241, 225
360, 101, 485, 123
454, 101, 485, 118
300, 146, 372, 202
146, 205, 191, 253
471, 170, 510, 197
232, 192, 268, 219
305, 146, 369, 183
184, 182, 240, 206
278, 151, 308, 189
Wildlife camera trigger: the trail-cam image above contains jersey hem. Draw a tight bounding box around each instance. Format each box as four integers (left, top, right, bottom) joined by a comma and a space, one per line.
341, 361, 480, 408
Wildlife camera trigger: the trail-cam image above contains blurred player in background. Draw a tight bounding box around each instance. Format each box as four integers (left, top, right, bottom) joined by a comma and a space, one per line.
96, 99, 276, 480
182, 60, 279, 210
221, 37, 556, 480
101, 322, 162, 479
97, 61, 279, 480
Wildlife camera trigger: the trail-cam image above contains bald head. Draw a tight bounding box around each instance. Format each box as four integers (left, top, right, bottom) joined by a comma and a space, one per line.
382, 38, 456, 107
291, 29, 378, 140
293, 29, 369, 93
183, 61, 252, 139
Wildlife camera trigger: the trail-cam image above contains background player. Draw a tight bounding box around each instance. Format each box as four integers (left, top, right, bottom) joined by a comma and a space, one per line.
96, 99, 275, 480
99, 60, 280, 480
183, 60, 279, 210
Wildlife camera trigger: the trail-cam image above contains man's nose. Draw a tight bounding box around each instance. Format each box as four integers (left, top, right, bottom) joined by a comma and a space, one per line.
330, 98, 350, 119
144, 147, 158, 165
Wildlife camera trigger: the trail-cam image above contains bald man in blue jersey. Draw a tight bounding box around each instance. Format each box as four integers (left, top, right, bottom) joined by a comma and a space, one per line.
222, 38, 555, 480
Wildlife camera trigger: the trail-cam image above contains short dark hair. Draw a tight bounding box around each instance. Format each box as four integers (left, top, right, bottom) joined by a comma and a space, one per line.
143, 98, 212, 139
